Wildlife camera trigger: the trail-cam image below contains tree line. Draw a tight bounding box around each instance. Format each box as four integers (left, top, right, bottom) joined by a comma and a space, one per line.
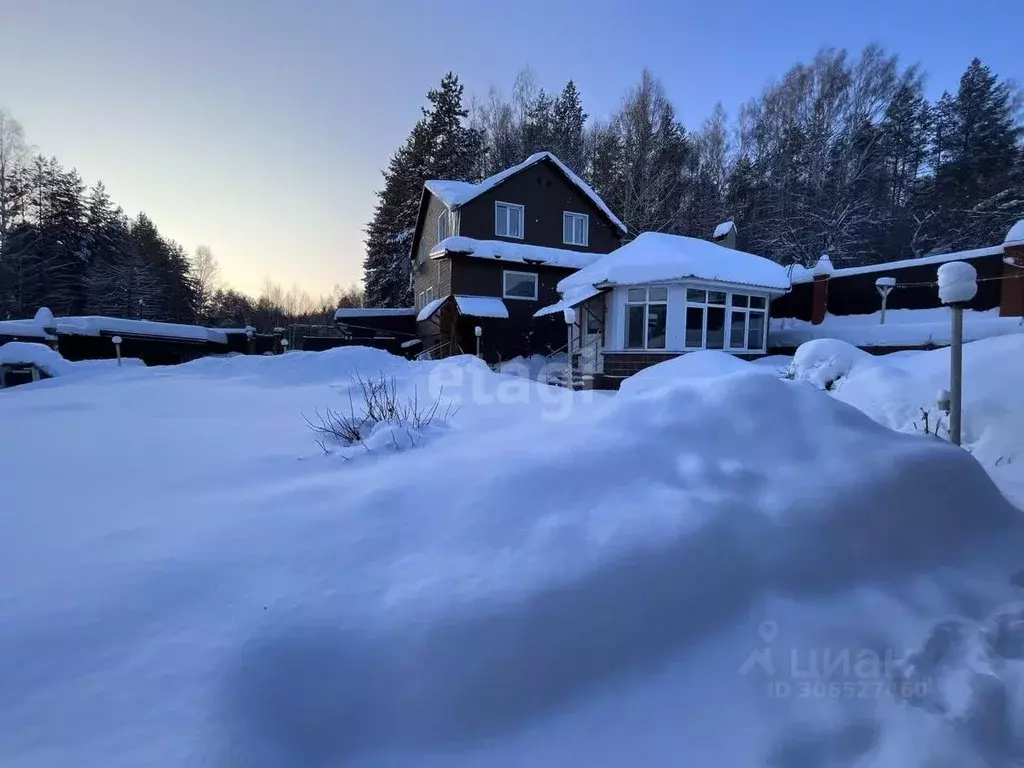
364, 48, 1023, 306
0, 110, 362, 330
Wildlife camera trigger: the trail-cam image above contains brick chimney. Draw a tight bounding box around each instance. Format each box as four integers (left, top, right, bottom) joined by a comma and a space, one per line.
713, 220, 737, 249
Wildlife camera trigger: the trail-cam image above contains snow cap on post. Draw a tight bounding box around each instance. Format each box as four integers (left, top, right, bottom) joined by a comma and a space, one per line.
111, 335, 122, 345
874, 277, 896, 289
1004, 219, 1024, 246
812, 253, 834, 278
937, 261, 978, 305
33, 307, 55, 328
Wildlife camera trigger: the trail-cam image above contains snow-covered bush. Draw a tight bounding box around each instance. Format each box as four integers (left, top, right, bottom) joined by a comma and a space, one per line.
788, 338, 873, 390
305, 372, 457, 455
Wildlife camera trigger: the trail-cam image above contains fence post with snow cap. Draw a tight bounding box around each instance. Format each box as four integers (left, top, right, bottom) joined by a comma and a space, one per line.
474, 325, 482, 359
111, 335, 123, 366
937, 261, 978, 446
874, 277, 895, 324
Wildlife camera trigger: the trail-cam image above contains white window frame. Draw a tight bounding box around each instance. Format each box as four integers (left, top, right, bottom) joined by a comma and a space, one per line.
494, 201, 524, 239
683, 286, 768, 353
502, 270, 538, 301
562, 211, 589, 246
624, 286, 668, 350
437, 210, 449, 242
415, 286, 435, 311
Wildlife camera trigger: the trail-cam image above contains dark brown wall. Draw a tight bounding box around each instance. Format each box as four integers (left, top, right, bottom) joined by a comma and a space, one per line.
414, 193, 451, 265
457, 159, 621, 254
771, 251, 1007, 320
413, 246, 453, 308
446, 255, 574, 360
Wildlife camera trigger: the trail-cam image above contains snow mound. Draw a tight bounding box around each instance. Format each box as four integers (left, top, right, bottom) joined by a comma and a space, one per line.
1005, 219, 1024, 245
0, 341, 74, 377
619, 350, 773, 395
790, 338, 874, 389
938, 261, 978, 304
2, 346, 1024, 765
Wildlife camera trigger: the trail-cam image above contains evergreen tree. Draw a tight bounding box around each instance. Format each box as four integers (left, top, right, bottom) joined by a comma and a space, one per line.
550, 81, 587, 172
363, 73, 481, 306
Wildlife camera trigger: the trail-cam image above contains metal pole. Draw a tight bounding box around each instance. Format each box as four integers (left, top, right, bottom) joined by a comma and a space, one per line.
880, 292, 887, 324
566, 320, 573, 386
949, 305, 963, 446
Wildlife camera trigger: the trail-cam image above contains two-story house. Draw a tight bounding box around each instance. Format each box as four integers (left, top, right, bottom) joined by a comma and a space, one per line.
409, 152, 626, 361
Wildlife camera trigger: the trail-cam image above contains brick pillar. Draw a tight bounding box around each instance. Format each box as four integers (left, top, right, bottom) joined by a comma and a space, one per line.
811, 274, 829, 325
1001, 244, 1024, 317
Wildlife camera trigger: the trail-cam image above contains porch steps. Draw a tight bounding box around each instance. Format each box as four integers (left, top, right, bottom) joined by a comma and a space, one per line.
545, 369, 592, 390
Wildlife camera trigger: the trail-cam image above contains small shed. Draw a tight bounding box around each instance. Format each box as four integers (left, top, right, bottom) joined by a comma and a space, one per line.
0, 342, 73, 388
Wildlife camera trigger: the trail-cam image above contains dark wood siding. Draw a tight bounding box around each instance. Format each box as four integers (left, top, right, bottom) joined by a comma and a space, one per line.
456, 159, 620, 254
447, 255, 574, 360
413, 193, 454, 306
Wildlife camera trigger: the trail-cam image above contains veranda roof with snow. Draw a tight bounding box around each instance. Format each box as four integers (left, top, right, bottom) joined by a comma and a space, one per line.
534, 286, 604, 318
430, 236, 602, 270
334, 307, 416, 320
425, 152, 627, 234
453, 295, 509, 319
415, 295, 510, 322
558, 232, 792, 295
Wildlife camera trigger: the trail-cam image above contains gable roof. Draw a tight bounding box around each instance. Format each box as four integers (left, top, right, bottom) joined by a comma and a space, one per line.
558, 232, 792, 294
425, 152, 627, 234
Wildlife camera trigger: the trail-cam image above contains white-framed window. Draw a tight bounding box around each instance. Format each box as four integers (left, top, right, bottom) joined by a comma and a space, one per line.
563, 212, 589, 246
624, 287, 668, 350
495, 201, 524, 239
416, 286, 435, 311
502, 270, 538, 300
437, 211, 449, 242
684, 288, 767, 352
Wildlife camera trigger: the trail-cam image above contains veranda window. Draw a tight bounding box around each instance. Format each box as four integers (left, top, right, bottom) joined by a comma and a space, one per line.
684, 289, 767, 352
624, 287, 667, 350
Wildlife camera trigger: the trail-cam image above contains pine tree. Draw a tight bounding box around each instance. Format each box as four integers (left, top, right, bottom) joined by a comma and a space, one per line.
551, 81, 588, 172
521, 89, 554, 157
363, 73, 481, 307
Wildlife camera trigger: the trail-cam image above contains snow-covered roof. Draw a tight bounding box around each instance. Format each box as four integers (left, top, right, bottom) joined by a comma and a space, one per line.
430, 236, 602, 270
0, 320, 51, 339
51, 317, 229, 343
0, 341, 74, 376
416, 297, 448, 322
454, 295, 509, 319
558, 232, 792, 295
425, 152, 627, 234
713, 221, 736, 239
334, 307, 416, 320
791, 245, 1005, 284
0, 315, 228, 343
1006, 220, 1024, 245
534, 286, 603, 318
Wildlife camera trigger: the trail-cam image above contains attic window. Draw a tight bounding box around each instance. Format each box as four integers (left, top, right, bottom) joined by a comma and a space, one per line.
437, 211, 449, 242
495, 202, 524, 239
563, 212, 589, 246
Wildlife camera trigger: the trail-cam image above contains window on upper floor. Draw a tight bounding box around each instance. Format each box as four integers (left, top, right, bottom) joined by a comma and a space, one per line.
437, 211, 449, 242
502, 270, 538, 301
563, 212, 589, 246
495, 201, 524, 239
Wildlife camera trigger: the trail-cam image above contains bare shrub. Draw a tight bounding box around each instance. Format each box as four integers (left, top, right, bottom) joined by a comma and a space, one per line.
305, 373, 458, 454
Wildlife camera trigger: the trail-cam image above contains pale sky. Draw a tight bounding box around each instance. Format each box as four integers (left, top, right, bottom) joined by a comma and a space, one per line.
0, 0, 1019, 298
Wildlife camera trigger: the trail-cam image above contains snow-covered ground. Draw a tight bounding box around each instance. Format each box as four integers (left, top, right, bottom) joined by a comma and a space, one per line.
771, 308, 1024, 348
2, 345, 1024, 766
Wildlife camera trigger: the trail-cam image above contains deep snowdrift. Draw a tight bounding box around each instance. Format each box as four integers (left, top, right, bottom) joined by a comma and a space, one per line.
1, 347, 1023, 766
